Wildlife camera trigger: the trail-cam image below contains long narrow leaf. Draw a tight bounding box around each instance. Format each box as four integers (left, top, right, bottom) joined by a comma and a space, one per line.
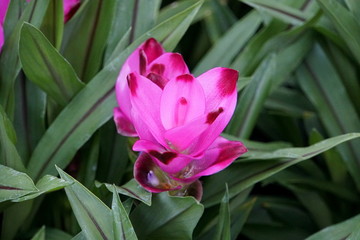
130, 192, 204, 239
57, 167, 113, 240
62, 0, 116, 82
0, 0, 49, 115
317, 0, 360, 65
0, 106, 25, 171
19, 23, 84, 107
111, 186, 138, 240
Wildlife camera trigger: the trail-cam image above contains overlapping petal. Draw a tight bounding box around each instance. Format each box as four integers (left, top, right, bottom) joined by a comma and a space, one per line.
134, 139, 198, 174
114, 38, 247, 196
134, 153, 182, 193
171, 137, 247, 182
127, 72, 166, 145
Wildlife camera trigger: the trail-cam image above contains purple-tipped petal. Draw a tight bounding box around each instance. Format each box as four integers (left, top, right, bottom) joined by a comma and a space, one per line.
141, 38, 164, 64
0, 0, 10, 24
128, 72, 166, 145
133, 139, 196, 174
171, 137, 247, 182
115, 38, 165, 138
63, 0, 80, 22
191, 68, 239, 154
170, 180, 203, 201
197, 67, 238, 111
160, 74, 205, 130
134, 153, 182, 193
148, 53, 189, 83
113, 107, 137, 137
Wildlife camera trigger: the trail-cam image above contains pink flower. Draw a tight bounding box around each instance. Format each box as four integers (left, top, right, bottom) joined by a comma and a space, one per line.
114, 38, 247, 195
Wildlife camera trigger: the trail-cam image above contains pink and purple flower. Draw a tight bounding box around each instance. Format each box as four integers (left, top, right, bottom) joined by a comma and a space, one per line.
114, 38, 247, 198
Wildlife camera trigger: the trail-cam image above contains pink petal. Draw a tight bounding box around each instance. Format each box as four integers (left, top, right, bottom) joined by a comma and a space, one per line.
131, 110, 157, 142
115, 79, 132, 130
191, 68, 239, 154
197, 67, 238, 111
0, 0, 10, 24
128, 72, 166, 145
147, 53, 189, 85
63, 0, 80, 22
173, 137, 247, 182
160, 74, 205, 130
115, 38, 164, 117
164, 106, 228, 154
163, 114, 211, 154
113, 107, 137, 137
133, 139, 197, 174
134, 153, 182, 193
141, 38, 164, 64
0, 25, 4, 52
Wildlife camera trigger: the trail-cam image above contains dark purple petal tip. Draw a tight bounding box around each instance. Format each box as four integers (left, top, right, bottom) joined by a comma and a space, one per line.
134, 153, 182, 193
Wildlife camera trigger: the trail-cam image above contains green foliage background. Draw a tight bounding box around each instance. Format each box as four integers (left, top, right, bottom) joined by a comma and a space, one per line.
1, 0, 360, 239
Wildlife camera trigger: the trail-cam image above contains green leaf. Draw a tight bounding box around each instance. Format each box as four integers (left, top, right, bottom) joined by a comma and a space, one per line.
214, 184, 231, 240
57, 167, 113, 240
46, 228, 72, 240
0, 0, 49, 115
202, 133, 360, 207
193, 11, 261, 75
130, 193, 204, 239
230, 198, 256, 240
19, 23, 84, 107
317, 0, 360, 65
13, 175, 71, 202
129, 0, 161, 43
241, 0, 309, 25
157, 0, 208, 24
31, 226, 45, 240
71, 232, 87, 240
111, 185, 138, 240
0, 164, 38, 203
13, 77, 46, 165
0, 105, 25, 171
62, 0, 117, 82
203, 0, 237, 43
27, 0, 203, 180
227, 54, 275, 137
296, 44, 360, 188
96, 122, 129, 184
306, 213, 360, 240
40, 0, 64, 49
345, 0, 360, 17
97, 179, 152, 206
